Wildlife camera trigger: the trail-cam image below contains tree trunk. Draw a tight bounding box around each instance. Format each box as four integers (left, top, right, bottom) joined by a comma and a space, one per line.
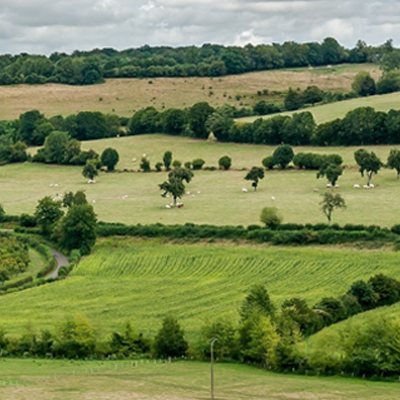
367, 172, 372, 186
173, 196, 177, 206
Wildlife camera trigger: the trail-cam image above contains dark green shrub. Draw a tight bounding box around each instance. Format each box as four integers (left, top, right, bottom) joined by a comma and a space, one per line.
192, 158, 205, 170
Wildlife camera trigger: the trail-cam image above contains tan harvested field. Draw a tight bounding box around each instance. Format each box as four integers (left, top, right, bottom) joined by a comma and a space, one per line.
0, 63, 380, 120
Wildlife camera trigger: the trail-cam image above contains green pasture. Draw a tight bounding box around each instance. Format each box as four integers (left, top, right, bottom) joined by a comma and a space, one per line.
5, 135, 400, 227
0, 359, 398, 400
237, 91, 400, 125
0, 238, 399, 338
302, 301, 400, 359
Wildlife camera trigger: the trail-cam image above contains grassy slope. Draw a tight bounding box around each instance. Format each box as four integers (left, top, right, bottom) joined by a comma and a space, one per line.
1, 359, 398, 400
0, 238, 399, 337
8, 135, 400, 227
237, 91, 400, 125
302, 301, 400, 359
0, 63, 380, 120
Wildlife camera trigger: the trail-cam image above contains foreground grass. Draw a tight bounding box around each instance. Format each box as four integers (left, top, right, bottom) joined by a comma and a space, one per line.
0, 238, 399, 338
5, 134, 400, 226
0, 359, 398, 400
237, 91, 400, 125
0, 63, 380, 120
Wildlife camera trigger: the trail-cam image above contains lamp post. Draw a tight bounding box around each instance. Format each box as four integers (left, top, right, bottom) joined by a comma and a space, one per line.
210, 337, 218, 400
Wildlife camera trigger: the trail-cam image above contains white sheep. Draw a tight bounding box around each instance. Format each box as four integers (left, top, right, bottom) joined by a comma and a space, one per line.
363, 185, 370, 189
165, 205, 171, 209
242, 188, 248, 193
313, 188, 319, 192
335, 184, 340, 188
326, 183, 332, 188
353, 184, 360, 189
271, 196, 275, 201
369, 183, 375, 188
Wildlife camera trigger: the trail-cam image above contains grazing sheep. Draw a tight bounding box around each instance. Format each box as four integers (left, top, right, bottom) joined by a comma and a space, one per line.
132, 157, 137, 162
369, 183, 375, 188
186, 191, 190, 195
363, 185, 370, 189
197, 191, 201, 194
242, 188, 248, 193
87, 179, 96, 184
122, 195, 128, 199
326, 183, 332, 188
313, 188, 319, 192
353, 184, 360, 189
92, 200, 96, 203
335, 184, 340, 188
271, 196, 275, 201
165, 205, 171, 209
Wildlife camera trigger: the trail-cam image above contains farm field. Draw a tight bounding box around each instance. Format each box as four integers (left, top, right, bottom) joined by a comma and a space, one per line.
237, 90, 400, 125
302, 301, 400, 359
1, 359, 399, 400
6, 135, 400, 227
0, 63, 380, 120
0, 238, 399, 338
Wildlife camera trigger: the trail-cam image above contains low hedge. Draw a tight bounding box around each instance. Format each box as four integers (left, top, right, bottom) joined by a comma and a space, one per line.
96, 222, 398, 245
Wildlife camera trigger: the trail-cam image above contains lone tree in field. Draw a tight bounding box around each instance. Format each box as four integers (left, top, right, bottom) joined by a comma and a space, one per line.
159, 167, 194, 206
218, 155, 232, 170
354, 149, 382, 186
260, 207, 283, 229
83, 159, 99, 181
387, 148, 400, 179
101, 147, 119, 172
245, 167, 265, 191
272, 144, 294, 169
320, 192, 346, 225
317, 163, 344, 187
163, 151, 173, 171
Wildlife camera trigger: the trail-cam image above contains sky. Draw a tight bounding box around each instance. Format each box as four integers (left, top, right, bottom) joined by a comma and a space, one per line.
0, 0, 397, 54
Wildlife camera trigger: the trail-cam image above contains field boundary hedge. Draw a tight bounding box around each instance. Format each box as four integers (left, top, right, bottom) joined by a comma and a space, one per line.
96, 222, 399, 245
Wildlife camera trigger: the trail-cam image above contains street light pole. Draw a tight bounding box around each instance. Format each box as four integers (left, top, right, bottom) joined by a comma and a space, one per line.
211, 337, 218, 400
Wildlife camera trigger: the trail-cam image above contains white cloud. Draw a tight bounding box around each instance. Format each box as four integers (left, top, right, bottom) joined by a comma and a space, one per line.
0, 0, 398, 54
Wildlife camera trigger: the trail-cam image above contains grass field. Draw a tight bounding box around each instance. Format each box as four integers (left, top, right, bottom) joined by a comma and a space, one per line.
302, 301, 400, 359
7, 135, 400, 227
0, 359, 398, 400
0, 63, 380, 120
0, 238, 399, 338
237, 90, 400, 125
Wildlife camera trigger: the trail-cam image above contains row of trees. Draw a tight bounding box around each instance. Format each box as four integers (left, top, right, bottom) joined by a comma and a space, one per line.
1, 278, 400, 377
0, 38, 395, 85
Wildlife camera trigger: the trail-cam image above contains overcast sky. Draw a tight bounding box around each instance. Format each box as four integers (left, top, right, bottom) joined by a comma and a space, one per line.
0, 0, 397, 54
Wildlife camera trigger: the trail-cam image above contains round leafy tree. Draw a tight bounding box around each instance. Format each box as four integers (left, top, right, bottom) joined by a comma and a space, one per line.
101, 147, 119, 172
218, 155, 232, 170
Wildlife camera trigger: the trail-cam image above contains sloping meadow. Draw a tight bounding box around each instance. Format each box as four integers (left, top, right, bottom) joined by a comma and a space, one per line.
0, 238, 399, 339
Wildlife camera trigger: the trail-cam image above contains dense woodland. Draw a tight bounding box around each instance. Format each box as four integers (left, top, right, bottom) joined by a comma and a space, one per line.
0, 38, 398, 85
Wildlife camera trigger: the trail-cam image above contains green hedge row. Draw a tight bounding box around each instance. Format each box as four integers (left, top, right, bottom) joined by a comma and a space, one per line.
96, 222, 398, 245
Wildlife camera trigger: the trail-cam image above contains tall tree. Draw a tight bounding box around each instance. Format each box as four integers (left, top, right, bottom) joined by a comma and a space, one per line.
58, 203, 97, 255
244, 167, 265, 191
159, 167, 194, 206
387, 148, 400, 179
153, 316, 188, 357
35, 196, 64, 235
82, 159, 99, 181
320, 192, 346, 225
354, 149, 383, 185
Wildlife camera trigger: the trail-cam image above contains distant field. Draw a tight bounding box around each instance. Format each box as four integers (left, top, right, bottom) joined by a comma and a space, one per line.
0, 238, 399, 337
11, 135, 400, 227
0, 63, 380, 120
1, 359, 399, 400
237, 91, 400, 125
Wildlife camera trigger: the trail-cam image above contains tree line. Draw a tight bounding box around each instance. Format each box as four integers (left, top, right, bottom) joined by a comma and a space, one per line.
0, 38, 397, 85
1, 278, 400, 378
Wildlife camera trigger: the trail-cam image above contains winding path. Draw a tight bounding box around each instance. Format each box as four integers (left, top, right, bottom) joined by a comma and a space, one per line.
48, 249, 69, 279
